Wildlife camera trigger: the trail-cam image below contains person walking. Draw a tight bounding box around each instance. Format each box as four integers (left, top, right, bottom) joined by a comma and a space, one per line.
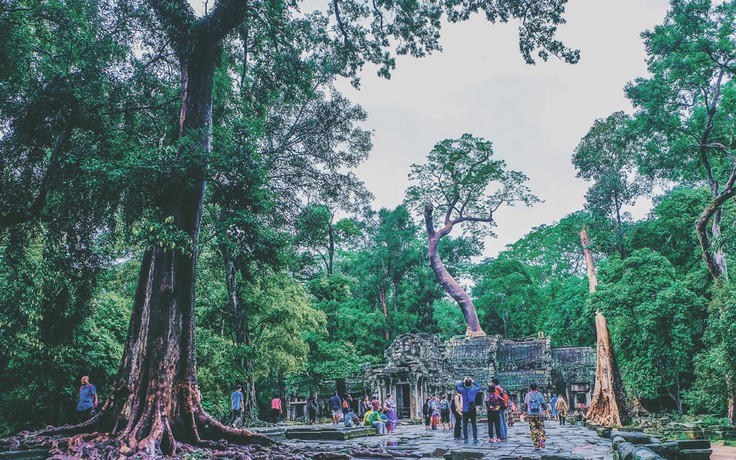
456, 377, 481, 444
555, 394, 569, 425
76, 375, 98, 423
507, 397, 519, 427
230, 385, 245, 427
422, 397, 432, 430
485, 385, 504, 443
307, 395, 319, 424
492, 377, 509, 441
452, 390, 463, 441
329, 391, 342, 424
524, 383, 547, 450
271, 395, 283, 423
439, 394, 451, 430
550, 393, 559, 421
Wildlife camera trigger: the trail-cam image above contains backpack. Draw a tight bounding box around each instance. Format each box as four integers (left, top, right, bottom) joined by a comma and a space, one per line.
528, 392, 543, 413
474, 390, 485, 407
500, 390, 509, 410
450, 396, 456, 412
342, 400, 348, 409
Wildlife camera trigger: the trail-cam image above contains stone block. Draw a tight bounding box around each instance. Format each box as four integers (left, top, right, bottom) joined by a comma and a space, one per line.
677, 449, 712, 460
597, 427, 612, 438
0, 450, 49, 460
284, 426, 376, 440
442, 450, 484, 460
641, 441, 678, 459
674, 440, 710, 450
612, 435, 627, 450
618, 442, 637, 460
630, 447, 666, 460
540, 454, 586, 460
612, 431, 656, 445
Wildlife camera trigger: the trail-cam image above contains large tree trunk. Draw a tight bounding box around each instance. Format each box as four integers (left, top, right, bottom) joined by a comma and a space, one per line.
424, 204, 484, 337
99, 53, 269, 455
696, 191, 735, 280
580, 228, 629, 427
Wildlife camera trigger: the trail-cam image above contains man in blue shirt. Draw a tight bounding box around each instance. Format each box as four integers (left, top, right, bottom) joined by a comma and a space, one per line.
76, 375, 98, 422
230, 385, 245, 427
329, 391, 342, 424
456, 377, 481, 443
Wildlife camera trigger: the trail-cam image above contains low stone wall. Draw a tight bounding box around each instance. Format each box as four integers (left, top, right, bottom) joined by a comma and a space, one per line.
580, 420, 713, 460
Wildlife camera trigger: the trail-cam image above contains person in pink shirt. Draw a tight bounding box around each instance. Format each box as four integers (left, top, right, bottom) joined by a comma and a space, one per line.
271, 395, 282, 422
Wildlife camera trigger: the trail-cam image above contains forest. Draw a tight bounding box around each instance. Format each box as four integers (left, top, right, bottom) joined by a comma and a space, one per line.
1, 0, 735, 456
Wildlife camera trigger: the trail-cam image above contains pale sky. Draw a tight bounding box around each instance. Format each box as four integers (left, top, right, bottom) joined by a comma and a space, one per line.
334, 0, 671, 257
191, 0, 672, 257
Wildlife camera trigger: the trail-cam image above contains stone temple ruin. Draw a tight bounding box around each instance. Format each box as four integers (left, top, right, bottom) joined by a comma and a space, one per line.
349, 333, 595, 419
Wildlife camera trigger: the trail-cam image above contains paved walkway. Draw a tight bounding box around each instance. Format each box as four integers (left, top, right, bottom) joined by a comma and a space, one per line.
283, 420, 613, 459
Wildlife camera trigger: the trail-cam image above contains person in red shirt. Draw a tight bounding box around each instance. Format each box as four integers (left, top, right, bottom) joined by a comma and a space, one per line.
271, 395, 282, 422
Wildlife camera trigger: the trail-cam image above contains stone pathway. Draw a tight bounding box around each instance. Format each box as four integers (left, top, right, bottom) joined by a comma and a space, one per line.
282, 421, 613, 459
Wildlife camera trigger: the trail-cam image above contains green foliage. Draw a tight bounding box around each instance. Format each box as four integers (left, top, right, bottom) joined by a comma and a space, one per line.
687, 281, 736, 416
592, 249, 705, 410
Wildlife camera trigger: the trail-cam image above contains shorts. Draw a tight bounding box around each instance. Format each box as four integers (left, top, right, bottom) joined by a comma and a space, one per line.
440, 409, 450, 423
332, 409, 342, 417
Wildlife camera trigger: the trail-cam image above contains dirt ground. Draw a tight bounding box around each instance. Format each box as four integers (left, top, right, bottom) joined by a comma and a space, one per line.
711, 441, 736, 460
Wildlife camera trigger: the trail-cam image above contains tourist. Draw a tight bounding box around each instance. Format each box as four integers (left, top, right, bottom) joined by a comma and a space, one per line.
362, 395, 372, 415
452, 390, 463, 441
362, 407, 374, 426
329, 391, 342, 424
384, 394, 398, 433
344, 407, 360, 427
492, 377, 509, 441
271, 394, 283, 423
422, 397, 432, 430
308, 394, 319, 424
379, 408, 390, 433
76, 375, 98, 423
456, 377, 481, 444
372, 395, 380, 411
555, 394, 569, 425
367, 407, 387, 434
431, 395, 441, 430
550, 393, 559, 421
230, 384, 244, 428
507, 396, 519, 427
524, 383, 547, 450
439, 394, 451, 430
485, 385, 504, 443
342, 393, 354, 415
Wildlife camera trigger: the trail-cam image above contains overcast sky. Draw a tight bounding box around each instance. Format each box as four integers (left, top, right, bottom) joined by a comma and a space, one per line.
332, 0, 671, 257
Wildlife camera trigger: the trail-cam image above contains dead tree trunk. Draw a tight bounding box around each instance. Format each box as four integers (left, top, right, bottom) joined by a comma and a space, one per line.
423, 203, 485, 337
580, 228, 629, 427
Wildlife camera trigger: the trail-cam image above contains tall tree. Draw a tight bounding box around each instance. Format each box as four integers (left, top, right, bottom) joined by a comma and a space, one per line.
2, 0, 579, 454
406, 134, 539, 336
626, 0, 736, 279
573, 111, 651, 258
581, 228, 629, 427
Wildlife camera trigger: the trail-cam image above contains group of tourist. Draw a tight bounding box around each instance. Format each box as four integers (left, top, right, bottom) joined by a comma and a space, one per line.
442, 377, 570, 451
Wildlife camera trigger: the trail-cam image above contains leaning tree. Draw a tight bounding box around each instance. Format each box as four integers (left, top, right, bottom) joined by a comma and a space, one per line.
2, 0, 579, 455
406, 134, 539, 337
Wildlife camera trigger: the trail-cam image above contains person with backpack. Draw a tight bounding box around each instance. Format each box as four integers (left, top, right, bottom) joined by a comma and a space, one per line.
524, 383, 547, 450
439, 394, 451, 430
451, 389, 463, 441
492, 377, 509, 441
485, 385, 504, 443
329, 391, 342, 424
456, 377, 482, 444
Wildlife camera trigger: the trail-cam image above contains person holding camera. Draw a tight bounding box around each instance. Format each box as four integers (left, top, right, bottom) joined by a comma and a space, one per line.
456, 377, 481, 443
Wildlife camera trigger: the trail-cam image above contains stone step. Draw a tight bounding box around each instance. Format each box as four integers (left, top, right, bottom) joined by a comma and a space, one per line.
675, 440, 711, 450
0, 449, 49, 460
285, 426, 376, 440
678, 448, 713, 460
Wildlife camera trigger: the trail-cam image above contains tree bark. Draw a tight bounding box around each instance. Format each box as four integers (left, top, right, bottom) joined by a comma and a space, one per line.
580, 228, 629, 427
424, 203, 485, 337
696, 187, 735, 280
